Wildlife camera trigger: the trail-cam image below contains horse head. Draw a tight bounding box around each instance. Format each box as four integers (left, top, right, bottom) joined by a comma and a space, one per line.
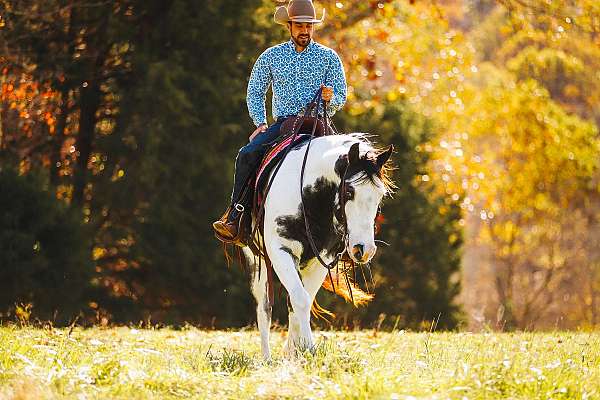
336, 142, 393, 264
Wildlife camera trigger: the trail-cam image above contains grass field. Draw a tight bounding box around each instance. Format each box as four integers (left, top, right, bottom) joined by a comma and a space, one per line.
0, 326, 598, 399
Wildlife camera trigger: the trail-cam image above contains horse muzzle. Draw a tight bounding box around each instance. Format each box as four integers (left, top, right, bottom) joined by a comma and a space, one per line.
350, 243, 377, 264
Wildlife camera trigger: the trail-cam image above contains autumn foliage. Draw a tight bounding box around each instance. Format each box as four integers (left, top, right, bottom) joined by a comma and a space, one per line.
1, 0, 599, 329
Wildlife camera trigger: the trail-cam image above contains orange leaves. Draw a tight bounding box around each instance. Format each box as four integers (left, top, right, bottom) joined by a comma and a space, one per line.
0, 73, 59, 138
41, 90, 55, 99
2, 83, 14, 95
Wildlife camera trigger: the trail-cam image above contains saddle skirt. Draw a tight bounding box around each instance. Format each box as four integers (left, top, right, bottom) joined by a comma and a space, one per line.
254, 134, 311, 208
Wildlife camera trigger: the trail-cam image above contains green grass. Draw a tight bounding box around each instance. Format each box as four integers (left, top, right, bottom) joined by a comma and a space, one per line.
0, 326, 598, 399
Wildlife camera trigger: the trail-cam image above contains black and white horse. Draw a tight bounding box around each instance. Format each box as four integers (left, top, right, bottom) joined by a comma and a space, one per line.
245, 133, 393, 360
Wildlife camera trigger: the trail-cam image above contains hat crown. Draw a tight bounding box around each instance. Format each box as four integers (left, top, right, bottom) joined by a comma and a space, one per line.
288, 0, 316, 18
273, 0, 325, 25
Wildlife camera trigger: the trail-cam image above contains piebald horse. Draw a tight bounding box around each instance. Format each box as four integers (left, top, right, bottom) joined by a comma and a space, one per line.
245, 133, 393, 360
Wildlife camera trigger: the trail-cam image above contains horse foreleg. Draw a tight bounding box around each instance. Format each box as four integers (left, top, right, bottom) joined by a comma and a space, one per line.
284, 306, 301, 358
251, 258, 272, 361
285, 259, 328, 357
268, 246, 314, 353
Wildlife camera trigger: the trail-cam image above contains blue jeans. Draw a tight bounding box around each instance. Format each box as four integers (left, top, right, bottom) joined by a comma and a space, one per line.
230, 118, 286, 206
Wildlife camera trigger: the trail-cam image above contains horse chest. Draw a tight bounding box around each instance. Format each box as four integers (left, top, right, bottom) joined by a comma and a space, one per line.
274, 177, 343, 265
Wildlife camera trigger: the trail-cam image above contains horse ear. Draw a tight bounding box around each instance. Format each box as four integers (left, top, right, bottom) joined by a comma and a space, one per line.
376, 145, 393, 170
348, 143, 360, 165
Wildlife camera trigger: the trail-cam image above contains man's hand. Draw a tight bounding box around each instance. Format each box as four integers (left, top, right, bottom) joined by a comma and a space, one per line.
249, 123, 267, 142
322, 85, 333, 102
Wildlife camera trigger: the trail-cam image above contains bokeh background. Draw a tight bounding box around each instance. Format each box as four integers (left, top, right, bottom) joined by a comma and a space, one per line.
0, 0, 598, 331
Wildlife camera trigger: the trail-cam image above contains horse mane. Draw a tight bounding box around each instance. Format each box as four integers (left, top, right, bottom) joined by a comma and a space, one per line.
337, 133, 396, 195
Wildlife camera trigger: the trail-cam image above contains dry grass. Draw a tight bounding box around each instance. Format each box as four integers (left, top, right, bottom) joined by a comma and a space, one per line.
0, 326, 598, 399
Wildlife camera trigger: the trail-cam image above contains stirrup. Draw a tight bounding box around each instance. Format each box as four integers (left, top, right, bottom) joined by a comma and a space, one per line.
213, 205, 247, 247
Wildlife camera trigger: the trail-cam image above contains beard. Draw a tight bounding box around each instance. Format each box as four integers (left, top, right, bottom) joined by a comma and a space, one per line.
293, 34, 311, 48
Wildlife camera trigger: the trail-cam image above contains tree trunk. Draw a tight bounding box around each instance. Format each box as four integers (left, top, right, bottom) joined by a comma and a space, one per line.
50, 6, 77, 186
71, 10, 110, 206
50, 87, 70, 186
73, 79, 102, 206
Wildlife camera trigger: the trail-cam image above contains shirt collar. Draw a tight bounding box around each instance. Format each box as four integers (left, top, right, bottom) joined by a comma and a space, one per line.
287, 38, 315, 54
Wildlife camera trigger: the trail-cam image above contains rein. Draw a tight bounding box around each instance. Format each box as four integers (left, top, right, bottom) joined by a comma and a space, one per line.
298, 89, 349, 271
296, 89, 356, 303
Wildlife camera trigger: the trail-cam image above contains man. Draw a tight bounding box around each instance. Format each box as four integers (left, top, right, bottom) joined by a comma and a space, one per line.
213, 0, 347, 243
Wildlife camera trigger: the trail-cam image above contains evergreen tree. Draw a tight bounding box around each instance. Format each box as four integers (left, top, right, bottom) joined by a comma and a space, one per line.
0, 168, 93, 323
99, 0, 285, 325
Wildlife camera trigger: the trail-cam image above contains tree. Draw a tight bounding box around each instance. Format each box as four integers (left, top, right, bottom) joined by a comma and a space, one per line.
455, 0, 600, 329
321, 0, 600, 329
0, 168, 93, 323
0, 0, 136, 201
453, 66, 599, 329
87, 0, 287, 325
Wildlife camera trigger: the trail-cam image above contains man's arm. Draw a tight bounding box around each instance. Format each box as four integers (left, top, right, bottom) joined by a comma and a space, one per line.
247, 50, 272, 127
325, 50, 347, 116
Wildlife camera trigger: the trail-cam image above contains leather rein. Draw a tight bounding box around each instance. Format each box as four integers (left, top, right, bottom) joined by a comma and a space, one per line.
252, 88, 351, 269
289, 88, 354, 301
298, 88, 350, 272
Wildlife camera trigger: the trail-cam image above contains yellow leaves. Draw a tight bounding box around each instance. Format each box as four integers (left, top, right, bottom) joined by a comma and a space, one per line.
563, 84, 579, 98
448, 233, 459, 245
386, 91, 398, 102
493, 219, 518, 245
323, 0, 474, 114
533, 193, 552, 212
325, 0, 599, 262
428, 54, 599, 239
93, 247, 107, 261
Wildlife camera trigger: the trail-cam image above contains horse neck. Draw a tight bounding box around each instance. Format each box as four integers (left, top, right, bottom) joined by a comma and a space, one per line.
306, 137, 356, 184
310, 135, 370, 181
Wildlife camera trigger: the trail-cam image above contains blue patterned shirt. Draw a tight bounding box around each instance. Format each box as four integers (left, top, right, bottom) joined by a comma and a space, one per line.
247, 39, 347, 127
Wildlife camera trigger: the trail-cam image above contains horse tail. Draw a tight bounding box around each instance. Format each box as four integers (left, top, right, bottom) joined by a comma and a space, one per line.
321, 273, 374, 306
311, 271, 374, 322
311, 299, 336, 321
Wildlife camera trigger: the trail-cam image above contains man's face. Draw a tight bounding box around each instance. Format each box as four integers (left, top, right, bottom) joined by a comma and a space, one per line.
289, 21, 314, 49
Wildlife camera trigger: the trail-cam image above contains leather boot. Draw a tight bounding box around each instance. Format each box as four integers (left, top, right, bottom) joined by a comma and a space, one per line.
213, 204, 245, 245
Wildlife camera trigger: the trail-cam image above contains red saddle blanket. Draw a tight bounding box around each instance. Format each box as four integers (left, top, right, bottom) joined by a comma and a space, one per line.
254, 134, 311, 207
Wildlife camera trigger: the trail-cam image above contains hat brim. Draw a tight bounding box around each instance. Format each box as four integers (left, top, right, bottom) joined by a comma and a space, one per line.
274, 6, 325, 25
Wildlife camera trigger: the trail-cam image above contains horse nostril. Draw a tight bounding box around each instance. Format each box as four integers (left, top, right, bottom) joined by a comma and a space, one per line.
352, 244, 364, 260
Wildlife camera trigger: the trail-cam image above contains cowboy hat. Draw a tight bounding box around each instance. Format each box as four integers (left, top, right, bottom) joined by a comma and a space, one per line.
274, 0, 326, 25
